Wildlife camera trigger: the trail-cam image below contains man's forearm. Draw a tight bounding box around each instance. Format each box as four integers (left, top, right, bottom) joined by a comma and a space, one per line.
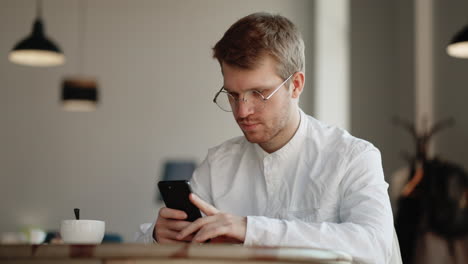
244, 215, 392, 264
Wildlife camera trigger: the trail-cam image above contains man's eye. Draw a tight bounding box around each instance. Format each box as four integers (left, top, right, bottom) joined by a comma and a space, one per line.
228, 92, 239, 99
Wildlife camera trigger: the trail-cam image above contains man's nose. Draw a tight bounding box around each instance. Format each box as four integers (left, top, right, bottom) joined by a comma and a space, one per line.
235, 99, 255, 118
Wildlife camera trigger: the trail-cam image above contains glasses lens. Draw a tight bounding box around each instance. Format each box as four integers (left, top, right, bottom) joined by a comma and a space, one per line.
247, 90, 266, 111
215, 91, 233, 112
214, 90, 267, 112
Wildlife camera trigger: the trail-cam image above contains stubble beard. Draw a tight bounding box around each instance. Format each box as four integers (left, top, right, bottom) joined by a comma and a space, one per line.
242, 99, 291, 146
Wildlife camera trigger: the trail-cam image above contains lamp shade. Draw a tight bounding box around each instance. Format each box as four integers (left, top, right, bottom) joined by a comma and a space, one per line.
447, 25, 468, 58
61, 78, 99, 112
9, 18, 65, 66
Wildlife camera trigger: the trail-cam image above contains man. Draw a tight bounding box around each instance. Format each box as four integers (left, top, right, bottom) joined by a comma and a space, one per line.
137, 12, 398, 264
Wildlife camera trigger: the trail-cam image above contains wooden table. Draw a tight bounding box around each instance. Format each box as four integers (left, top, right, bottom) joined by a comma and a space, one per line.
0, 243, 352, 264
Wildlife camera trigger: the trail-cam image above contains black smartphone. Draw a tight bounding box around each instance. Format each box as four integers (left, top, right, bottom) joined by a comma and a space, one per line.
158, 180, 202, 222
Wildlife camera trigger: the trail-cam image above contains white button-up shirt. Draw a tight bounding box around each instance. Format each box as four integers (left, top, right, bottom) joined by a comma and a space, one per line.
137, 109, 395, 264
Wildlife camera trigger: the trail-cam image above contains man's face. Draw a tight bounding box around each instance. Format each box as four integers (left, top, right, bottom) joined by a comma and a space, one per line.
222, 56, 296, 147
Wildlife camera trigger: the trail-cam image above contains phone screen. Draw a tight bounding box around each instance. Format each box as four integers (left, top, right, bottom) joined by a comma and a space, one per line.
158, 180, 202, 222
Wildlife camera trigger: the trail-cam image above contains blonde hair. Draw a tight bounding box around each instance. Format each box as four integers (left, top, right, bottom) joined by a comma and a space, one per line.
213, 12, 305, 79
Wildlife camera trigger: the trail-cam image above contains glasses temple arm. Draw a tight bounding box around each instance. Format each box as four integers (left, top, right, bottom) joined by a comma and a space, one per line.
265, 74, 294, 100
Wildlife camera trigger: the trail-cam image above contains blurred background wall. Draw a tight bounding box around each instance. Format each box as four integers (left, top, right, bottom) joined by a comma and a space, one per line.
0, 0, 466, 242
350, 0, 415, 181
434, 0, 468, 167
0, 0, 315, 242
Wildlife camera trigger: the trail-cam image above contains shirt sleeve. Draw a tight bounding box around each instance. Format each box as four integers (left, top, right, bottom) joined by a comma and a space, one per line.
244, 148, 394, 264
189, 154, 213, 205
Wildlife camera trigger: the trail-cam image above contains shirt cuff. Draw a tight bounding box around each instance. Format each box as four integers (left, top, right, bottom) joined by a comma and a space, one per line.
244, 216, 284, 246
135, 222, 158, 244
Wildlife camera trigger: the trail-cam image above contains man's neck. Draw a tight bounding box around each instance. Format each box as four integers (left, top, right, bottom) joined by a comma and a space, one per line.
259, 108, 301, 154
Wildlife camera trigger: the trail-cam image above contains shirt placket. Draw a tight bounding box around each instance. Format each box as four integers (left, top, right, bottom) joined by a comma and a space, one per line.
263, 155, 280, 217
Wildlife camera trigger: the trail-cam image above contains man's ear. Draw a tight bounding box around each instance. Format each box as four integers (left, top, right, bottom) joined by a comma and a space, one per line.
291, 72, 305, 99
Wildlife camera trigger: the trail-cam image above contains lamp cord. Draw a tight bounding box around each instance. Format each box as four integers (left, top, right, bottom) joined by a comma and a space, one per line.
77, 0, 87, 75
36, 0, 42, 18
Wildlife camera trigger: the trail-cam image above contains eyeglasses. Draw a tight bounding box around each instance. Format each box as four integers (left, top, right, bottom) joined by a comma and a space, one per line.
213, 74, 294, 112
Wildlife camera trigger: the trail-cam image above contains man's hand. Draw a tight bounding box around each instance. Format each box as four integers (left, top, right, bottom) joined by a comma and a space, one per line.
176, 194, 247, 243
154, 207, 194, 243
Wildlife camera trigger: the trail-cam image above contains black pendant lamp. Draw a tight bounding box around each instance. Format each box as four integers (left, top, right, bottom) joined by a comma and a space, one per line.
9, 0, 65, 66
447, 24, 468, 58
61, 0, 98, 112
62, 78, 98, 112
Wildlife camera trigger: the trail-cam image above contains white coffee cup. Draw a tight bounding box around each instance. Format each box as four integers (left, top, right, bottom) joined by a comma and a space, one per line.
60, 220, 105, 244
